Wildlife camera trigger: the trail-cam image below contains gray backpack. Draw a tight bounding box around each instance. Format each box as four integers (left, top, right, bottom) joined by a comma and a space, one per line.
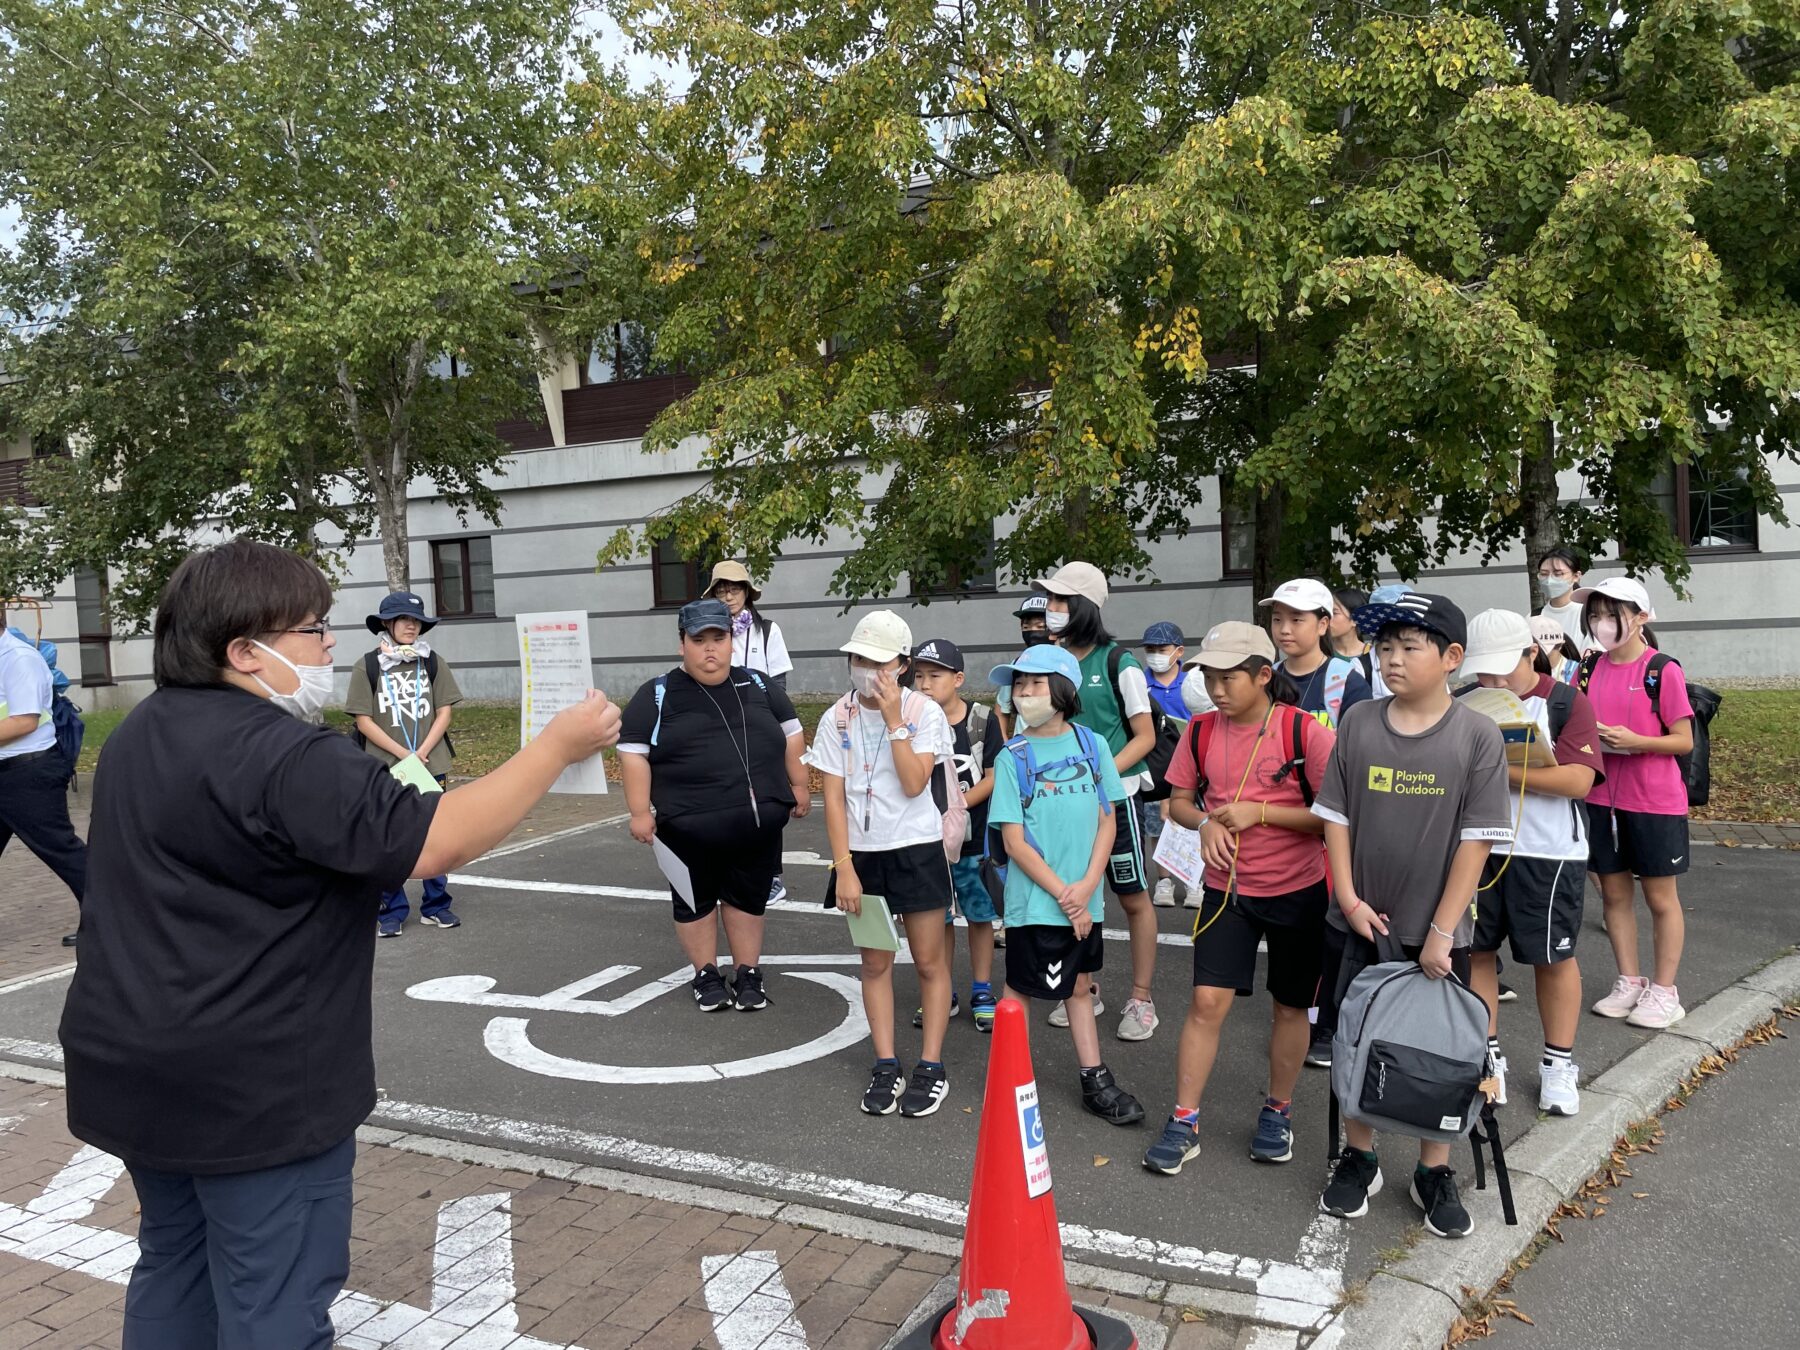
1329, 932, 1517, 1223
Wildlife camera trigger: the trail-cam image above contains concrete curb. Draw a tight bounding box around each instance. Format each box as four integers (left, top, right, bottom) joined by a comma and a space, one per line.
1312, 956, 1800, 1349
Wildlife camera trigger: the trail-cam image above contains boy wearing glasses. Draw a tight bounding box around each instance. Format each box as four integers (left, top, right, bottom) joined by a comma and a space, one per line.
345, 591, 465, 936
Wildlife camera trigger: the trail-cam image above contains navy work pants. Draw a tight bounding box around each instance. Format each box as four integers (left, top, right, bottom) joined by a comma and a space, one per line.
122, 1134, 355, 1350
0, 749, 86, 902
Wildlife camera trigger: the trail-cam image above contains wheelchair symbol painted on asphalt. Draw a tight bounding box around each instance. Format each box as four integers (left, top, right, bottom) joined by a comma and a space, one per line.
404, 953, 884, 1085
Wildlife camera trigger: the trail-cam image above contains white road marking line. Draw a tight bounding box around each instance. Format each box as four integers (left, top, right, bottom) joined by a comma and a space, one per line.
476, 813, 629, 862
0, 965, 76, 997
702, 1250, 811, 1349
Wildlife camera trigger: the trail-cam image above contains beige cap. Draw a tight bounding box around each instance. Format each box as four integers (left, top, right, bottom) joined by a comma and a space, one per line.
1032, 561, 1109, 608
708, 559, 761, 602
1184, 620, 1278, 669
839, 609, 913, 662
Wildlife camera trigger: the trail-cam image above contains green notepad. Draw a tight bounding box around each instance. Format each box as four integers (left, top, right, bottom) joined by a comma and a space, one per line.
846, 894, 901, 952
389, 754, 444, 795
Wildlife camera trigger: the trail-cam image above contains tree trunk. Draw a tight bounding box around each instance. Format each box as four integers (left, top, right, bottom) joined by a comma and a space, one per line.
374, 474, 410, 592
1520, 419, 1560, 612
1250, 479, 1285, 623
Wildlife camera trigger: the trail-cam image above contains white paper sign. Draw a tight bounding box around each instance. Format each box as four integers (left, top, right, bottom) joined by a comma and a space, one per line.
1015, 1081, 1051, 1198
653, 837, 696, 910
516, 610, 608, 795
1152, 821, 1203, 890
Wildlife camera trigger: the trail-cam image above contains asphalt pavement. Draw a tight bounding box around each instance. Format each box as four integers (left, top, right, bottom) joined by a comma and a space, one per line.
1484, 1007, 1799, 1349
0, 804, 1794, 1319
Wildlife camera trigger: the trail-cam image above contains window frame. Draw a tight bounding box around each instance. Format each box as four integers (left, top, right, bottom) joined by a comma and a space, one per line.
1663, 461, 1760, 555
1220, 478, 1254, 579
73, 566, 114, 687
649, 537, 710, 609
430, 535, 496, 619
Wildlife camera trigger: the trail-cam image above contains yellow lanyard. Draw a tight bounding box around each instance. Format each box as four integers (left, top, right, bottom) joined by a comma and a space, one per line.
1193, 704, 1277, 941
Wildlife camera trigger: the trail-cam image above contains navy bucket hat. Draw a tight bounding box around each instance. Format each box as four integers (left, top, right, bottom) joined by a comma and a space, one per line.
366, 591, 438, 635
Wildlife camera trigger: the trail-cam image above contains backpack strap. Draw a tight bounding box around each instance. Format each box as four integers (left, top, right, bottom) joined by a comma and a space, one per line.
1546, 681, 1576, 747
650, 675, 669, 746
1071, 724, 1114, 817
965, 702, 990, 774
1322, 656, 1354, 723
1105, 642, 1126, 712
1185, 711, 1219, 800
1275, 704, 1316, 808
1643, 651, 1676, 733
364, 650, 381, 696
1470, 1098, 1519, 1226
754, 612, 773, 648
1576, 651, 1600, 694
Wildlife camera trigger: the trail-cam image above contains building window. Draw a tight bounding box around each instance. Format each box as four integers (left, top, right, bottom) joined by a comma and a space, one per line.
1652, 462, 1759, 553
73, 567, 113, 686
582, 323, 666, 385
1221, 480, 1254, 578
431, 536, 496, 618
911, 525, 999, 596
650, 537, 715, 608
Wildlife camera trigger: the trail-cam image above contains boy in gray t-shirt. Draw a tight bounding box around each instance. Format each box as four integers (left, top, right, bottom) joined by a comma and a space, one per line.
1311, 593, 1513, 1240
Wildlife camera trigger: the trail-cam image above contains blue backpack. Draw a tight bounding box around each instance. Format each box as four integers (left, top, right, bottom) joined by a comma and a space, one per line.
6, 627, 82, 781
980, 725, 1114, 902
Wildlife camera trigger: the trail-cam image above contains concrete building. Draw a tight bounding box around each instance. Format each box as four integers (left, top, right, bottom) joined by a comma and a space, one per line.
5, 362, 1796, 712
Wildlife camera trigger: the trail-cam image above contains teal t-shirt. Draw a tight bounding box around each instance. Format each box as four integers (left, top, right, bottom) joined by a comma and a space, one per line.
987, 727, 1126, 928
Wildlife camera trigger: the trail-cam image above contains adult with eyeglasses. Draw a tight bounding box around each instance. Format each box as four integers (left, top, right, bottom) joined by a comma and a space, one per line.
1535, 546, 1592, 651
57, 539, 620, 1350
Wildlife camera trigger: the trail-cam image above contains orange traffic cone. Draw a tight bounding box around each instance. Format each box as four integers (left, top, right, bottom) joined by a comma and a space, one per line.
898, 998, 1137, 1350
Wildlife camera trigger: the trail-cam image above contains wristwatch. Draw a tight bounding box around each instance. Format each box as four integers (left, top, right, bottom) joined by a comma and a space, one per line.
886, 725, 913, 742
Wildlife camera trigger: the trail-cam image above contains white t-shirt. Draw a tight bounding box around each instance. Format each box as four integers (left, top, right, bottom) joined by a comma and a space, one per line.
0, 630, 56, 759
733, 613, 793, 679
1539, 601, 1589, 652
1492, 693, 1590, 863
1112, 662, 1154, 796
807, 691, 953, 851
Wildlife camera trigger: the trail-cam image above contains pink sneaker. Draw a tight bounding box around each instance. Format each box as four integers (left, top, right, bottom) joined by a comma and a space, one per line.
1592, 975, 1649, 1019
1626, 984, 1686, 1030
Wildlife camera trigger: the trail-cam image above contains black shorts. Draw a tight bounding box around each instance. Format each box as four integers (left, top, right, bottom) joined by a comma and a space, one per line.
1105, 797, 1149, 897
824, 840, 954, 916
1472, 854, 1584, 966
1336, 935, 1472, 1004
1005, 924, 1105, 1001
658, 803, 790, 924
1190, 882, 1328, 1009
1585, 805, 1689, 878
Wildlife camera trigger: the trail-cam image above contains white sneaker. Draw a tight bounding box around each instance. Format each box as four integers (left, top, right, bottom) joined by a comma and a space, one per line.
1539, 1061, 1581, 1116
1625, 984, 1686, 1030
1182, 888, 1203, 909
1117, 997, 1159, 1042
1047, 984, 1103, 1028
1152, 879, 1177, 907
1489, 1054, 1509, 1107
1592, 975, 1649, 1018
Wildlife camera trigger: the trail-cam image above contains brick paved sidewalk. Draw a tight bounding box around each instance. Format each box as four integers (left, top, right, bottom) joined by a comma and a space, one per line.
0, 1077, 1199, 1350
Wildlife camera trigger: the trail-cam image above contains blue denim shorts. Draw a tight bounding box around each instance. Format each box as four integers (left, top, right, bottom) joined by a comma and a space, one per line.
951, 856, 998, 923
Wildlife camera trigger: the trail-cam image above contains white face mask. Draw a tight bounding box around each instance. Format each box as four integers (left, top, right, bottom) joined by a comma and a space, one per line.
850, 665, 887, 699
1013, 694, 1056, 728
252, 641, 335, 720
1044, 610, 1070, 634
1181, 676, 1213, 717
1539, 576, 1574, 601
1145, 653, 1174, 673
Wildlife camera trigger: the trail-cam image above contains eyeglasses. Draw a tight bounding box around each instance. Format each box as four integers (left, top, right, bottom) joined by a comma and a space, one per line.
283, 621, 332, 640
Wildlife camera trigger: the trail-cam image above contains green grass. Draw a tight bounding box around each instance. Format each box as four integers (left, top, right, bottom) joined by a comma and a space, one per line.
75, 689, 1798, 822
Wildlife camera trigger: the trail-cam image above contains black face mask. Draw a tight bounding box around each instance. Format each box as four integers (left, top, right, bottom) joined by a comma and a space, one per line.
1022, 629, 1051, 647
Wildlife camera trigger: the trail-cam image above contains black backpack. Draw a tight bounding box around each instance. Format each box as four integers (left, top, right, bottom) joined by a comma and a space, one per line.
1576, 652, 1720, 807
351, 650, 455, 756
1104, 644, 1179, 801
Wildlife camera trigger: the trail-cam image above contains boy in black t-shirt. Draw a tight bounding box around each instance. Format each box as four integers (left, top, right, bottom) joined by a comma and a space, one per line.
910, 640, 1005, 1031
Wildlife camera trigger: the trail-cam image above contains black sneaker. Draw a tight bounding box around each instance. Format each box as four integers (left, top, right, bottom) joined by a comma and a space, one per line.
1412, 1165, 1474, 1238
898, 1063, 950, 1117
61, 932, 78, 948
1497, 981, 1518, 1003
732, 965, 769, 1011
692, 964, 730, 1012
861, 1060, 904, 1116
1079, 1066, 1146, 1126
1305, 1030, 1332, 1068
1320, 1148, 1383, 1218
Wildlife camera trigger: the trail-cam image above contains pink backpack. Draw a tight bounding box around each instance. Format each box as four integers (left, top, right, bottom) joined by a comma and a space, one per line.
831, 690, 968, 863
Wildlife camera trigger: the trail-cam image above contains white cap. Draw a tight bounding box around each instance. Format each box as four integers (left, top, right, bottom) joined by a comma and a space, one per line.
839, 609, 913, 662
1571, 575, 1655, 619
1032, 561, 1109, 608
1460, 609, 1536, 678
1258, 578, 1334, 614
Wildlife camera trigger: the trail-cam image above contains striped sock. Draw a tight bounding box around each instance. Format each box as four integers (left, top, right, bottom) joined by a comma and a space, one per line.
1542, 1043, 1573, 1070
1265, 1096, 1291, 1116
1488, 1037, 1502, 1059
1173, 1105, 1199, 1127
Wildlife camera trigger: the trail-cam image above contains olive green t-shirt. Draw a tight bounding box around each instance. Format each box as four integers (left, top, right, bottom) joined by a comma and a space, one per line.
343, 654, 463, 776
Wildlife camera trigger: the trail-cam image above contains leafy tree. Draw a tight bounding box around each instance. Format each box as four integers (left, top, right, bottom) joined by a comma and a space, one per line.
576, 1, 1798, 611
0, 0, 580, 620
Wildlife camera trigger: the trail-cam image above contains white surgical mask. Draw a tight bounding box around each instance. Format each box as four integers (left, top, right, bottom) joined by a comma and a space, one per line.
1013, 694, 1055, 728
252, 642, 335, 721
1181, 676, 1215, 717
850, 666, 886, 699
1045, 611, 1070, 634
1590, 616, 1630, 652
1145, 653, 1174, 673
1539, 576, 1574, 601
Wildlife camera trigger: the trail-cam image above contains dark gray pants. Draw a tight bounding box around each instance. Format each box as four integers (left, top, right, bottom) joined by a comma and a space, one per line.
122, 1135, 355, 1350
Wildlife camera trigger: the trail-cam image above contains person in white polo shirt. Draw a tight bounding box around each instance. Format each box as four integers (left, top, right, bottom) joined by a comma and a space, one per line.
0, 606, 86, 946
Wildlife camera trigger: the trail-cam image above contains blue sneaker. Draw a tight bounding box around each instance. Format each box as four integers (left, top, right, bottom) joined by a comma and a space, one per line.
1143, 1117, 1201, 1176
971, 990, 998, 1033
1250, 1104, 1293, 1164
377, 920, 403, 939
419, 910, 461, 929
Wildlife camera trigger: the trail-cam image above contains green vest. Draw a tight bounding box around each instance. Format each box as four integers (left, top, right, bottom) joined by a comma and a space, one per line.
1074, 642, 1145, 781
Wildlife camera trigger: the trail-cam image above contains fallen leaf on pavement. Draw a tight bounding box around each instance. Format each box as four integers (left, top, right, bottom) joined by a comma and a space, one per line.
1093, 1155, 1110, 1167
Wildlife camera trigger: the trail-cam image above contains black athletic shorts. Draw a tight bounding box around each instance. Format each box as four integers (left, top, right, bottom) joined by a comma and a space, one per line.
1472, 854, 1585, 966
1190, 881, 1329, 1009
657, 803, 790, 923
1005, 923, 1105, 1001
1585, 804, 1690, 878
1105, 796, 1149, 897
824, 840, 955, 916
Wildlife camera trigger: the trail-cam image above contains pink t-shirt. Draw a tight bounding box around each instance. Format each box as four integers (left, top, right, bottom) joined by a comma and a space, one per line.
1583, 651, 1695, 816
1166, 709, 1336, 896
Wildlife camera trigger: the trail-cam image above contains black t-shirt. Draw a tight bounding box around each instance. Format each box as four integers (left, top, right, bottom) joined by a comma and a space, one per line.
59, 685, 438, 1174
948, 702, 1005, 858
618, 667, 800, 822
